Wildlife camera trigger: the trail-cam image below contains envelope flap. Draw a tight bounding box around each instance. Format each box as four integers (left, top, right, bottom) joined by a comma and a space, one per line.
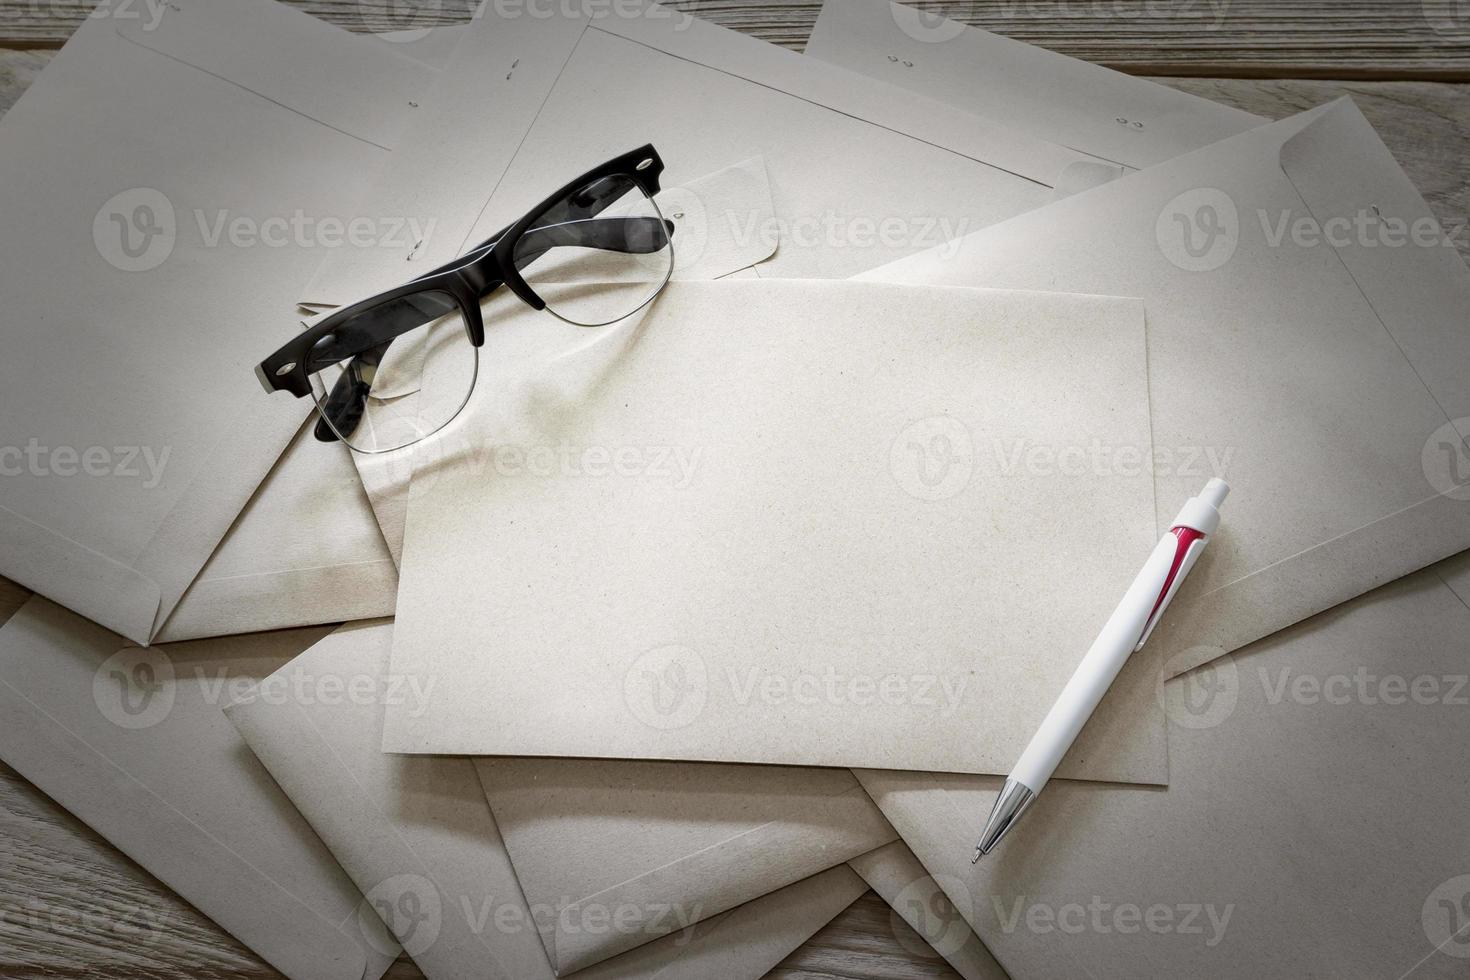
662, 155, 779, 280
116, 0, 434, 149
601, 3, 1084, 186
638, 865, 870, 980
805, 0, 1263, 169
848, 842, 1006, 980
0, 504, 160, 644
152, 420, 398, 644
227, 690, 529, 980
479, 756, 897, 974
1279, 97, 1470, 427
0, 601, 375, 980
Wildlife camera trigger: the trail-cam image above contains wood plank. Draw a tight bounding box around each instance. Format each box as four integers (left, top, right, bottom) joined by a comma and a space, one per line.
0, 46, 44, 115
0, 760, 270, 979
4, 0, 1470, 79
770, 891, 965, 978
0, 579, 29, 627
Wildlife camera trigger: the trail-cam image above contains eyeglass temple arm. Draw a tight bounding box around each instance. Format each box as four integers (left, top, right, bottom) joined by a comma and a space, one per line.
407, 215, 673, 289
313, 340, 387, 443
407, 164, 674, 288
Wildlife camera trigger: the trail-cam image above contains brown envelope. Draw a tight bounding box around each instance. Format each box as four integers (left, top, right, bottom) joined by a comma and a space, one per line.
382, 281, 1164, 780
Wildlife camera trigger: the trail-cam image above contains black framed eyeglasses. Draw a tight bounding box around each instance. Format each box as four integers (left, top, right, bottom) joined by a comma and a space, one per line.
255, 145, 676, 453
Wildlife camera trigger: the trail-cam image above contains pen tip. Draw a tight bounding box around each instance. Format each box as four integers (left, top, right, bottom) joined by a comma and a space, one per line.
971, 846, 984, 865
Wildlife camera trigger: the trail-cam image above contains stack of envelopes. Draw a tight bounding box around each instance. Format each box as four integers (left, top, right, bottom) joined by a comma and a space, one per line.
1, 0, 1467, 977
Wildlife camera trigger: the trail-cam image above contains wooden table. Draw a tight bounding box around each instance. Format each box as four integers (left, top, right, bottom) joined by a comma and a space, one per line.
1, 4, 1467, 977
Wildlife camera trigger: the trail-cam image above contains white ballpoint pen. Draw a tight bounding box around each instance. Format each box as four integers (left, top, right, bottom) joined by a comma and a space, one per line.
974, 478, 1230, 862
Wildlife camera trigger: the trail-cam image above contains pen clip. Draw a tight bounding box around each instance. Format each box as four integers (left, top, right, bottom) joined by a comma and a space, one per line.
1134, 526, 1208, 651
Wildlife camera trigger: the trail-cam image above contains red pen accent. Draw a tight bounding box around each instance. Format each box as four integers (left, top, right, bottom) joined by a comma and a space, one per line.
1142, 526, 1207, 634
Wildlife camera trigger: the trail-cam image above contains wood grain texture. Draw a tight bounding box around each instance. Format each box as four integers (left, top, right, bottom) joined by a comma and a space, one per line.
0, 578, 29, 625
4, 0, 1470, 78
1, 16, 1469, 978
